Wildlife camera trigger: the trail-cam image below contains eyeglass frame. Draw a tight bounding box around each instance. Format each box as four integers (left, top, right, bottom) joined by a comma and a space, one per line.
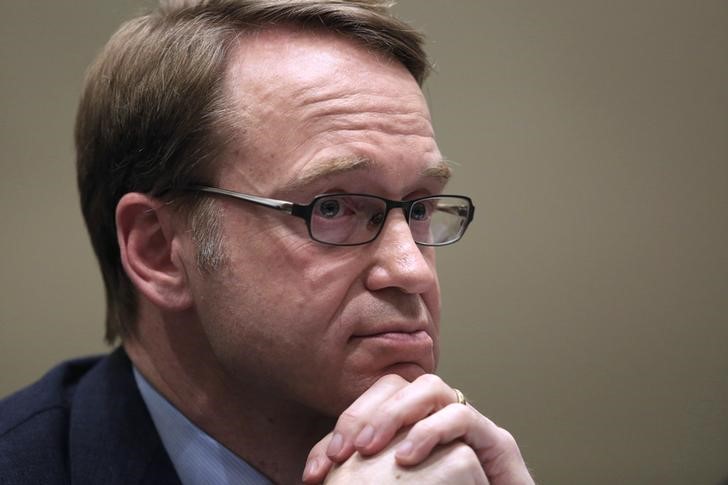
186, 185, 475, 247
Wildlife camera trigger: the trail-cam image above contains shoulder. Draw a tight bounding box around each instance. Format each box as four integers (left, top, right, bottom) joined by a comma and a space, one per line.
0, 355, 104, 484
0, 349, 179, 484
0, 355, 102, 433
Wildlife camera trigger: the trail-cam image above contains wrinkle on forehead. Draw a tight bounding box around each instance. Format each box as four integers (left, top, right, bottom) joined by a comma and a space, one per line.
220, 26, 441, 194
295, 90, 434, 140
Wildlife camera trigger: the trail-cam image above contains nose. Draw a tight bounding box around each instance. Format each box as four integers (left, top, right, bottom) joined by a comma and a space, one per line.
364, 210, 438, 294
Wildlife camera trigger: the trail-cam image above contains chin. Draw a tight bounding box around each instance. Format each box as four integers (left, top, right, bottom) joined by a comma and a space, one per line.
322, 361, 435, 415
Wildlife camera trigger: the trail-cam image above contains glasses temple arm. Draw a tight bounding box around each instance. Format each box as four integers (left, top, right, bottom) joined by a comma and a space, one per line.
188, 185, 295, 214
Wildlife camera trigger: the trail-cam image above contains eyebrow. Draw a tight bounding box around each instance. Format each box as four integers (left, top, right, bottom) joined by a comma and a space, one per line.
422, 161, 453, 180
282, 156, 452, 193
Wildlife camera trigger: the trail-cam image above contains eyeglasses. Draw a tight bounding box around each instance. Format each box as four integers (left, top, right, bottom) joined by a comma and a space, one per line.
188, 185, 475, 247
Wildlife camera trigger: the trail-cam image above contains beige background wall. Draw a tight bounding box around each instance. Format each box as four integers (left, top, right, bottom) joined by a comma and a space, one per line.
1, 1, 726, 484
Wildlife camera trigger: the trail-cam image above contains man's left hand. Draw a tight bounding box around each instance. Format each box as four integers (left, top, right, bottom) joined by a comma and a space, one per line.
302, 374, 534, 484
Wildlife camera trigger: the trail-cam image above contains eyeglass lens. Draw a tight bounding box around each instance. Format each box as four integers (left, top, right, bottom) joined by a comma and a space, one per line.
310, 195, 470, 246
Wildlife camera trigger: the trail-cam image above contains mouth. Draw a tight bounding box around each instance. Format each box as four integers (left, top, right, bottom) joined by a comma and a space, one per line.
348, 329, 434, 356
350, 329, 430, 341
350, 320, 429, 340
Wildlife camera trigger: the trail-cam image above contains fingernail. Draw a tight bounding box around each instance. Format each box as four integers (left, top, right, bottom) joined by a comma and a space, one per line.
326, 432, 343, 458
302, 458, 318, 482
396, 440, 414, 458
354, 424, 375, 448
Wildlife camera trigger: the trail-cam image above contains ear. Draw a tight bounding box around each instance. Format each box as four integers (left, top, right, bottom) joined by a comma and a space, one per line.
116, 193, 193, 312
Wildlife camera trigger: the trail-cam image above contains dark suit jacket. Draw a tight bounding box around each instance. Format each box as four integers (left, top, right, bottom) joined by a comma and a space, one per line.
0, 348, 182, 484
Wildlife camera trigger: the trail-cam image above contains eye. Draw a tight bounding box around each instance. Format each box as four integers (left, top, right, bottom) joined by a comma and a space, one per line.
318, 199, 341, 218
410, 201, 430, 221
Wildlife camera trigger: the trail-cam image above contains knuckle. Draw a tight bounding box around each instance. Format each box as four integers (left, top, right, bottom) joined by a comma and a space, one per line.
377, 374, 407, 387
337, 408, 363, 427
448, 401, 472, 420
377, 397, 407, 423
410, 416, 439, 437
415, 373, 444, 388
448, 441, 480, 471
494, 427, 519, 453
414, 374, 455, 406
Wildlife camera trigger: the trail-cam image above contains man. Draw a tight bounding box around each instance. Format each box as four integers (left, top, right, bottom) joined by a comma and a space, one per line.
0, 1, 534, 483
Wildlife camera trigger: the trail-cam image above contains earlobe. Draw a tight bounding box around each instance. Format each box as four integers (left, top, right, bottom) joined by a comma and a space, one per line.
116, 193, 193, 312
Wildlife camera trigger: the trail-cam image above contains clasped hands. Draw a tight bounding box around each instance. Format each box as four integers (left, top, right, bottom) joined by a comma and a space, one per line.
302, 374, 534, 484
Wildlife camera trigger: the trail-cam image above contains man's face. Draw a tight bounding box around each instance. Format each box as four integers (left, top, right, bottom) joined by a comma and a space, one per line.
187, 27, 447, 415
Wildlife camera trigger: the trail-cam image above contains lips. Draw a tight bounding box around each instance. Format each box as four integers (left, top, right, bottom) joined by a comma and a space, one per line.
352, 330, 432, 348
349, 324, 434, 355
355, 330, 425, 339
349, 322, 429, 340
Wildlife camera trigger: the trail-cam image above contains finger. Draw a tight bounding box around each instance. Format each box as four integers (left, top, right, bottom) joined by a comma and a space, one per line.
323, 428, 489, 485
394, 402, 474, 465
302, 432, 335, 484
325, 374, 408, 462
472, 426, 533, 485
352, 374, 456, 456
394, 404, 533, 485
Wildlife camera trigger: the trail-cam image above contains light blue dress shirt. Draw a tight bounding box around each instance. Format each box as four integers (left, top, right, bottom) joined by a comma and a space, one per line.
133, 368, 273, 485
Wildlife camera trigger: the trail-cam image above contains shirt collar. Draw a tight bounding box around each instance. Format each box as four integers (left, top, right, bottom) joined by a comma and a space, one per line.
133, 368, 273, 485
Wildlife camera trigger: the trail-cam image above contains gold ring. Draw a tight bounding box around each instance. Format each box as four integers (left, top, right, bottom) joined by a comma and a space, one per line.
453, 388, 468, 406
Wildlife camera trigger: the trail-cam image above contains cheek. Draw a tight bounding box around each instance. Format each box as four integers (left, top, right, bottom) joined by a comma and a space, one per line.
219, 226, 367, 337
192, 242, 375, 414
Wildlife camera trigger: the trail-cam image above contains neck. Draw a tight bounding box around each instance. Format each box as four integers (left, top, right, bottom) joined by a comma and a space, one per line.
124, 311, 335, 484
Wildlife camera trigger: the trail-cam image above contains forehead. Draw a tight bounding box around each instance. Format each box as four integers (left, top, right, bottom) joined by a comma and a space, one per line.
226, 25, 412, 99
219, 26, 443, 194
